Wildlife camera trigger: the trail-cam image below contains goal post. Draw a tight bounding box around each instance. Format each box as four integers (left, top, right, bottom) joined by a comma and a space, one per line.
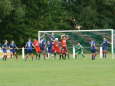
111, 29, 114, 58
38, 29, 114, 59
113, 30, 115, 57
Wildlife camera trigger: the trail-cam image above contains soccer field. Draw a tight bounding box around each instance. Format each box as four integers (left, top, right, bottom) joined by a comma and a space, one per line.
0, 56, 115, 86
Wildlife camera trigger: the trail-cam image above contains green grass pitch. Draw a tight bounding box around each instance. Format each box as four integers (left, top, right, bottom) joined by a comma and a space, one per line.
0, 55, 115, 86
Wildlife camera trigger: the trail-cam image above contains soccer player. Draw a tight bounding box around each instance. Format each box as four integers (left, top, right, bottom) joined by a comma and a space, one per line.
60, 35, 68, 59
0, 42, 2, 58
40, 38, 48, 59
75, 42, 85, 59
9, 40, 18, 59
90, 40, 97, 60
101, 38, 110, 58
2, 40, 9, 61
60, 47, 67, 60
53, 38, 61, 58
47, 41, 53, 58
33, 39, 41, 60
25, 39, 34, 61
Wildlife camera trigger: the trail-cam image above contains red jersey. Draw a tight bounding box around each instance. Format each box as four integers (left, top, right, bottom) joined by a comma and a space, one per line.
33, 40, 39, 47
54, 41, 59, 48
61, 39, 67, 47
33, 40, 41, 53
53, 41, 61, 53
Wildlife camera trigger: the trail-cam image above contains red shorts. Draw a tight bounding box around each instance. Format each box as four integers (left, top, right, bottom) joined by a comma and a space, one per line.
61, 50, 66, 54
61, 46, 67, 52
54, 47, 61, 53
35, 46, 41, 53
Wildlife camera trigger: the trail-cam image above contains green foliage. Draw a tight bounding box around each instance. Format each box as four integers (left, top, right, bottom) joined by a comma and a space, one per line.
0, 0, 13, 17
0, 0, 115, 44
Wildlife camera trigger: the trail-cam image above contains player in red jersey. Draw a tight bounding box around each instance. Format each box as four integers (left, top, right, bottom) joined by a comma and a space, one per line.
33, 39, 41, 60
60, 35, 69, 59
60, 47, 67, 60
53, 38, 61, 58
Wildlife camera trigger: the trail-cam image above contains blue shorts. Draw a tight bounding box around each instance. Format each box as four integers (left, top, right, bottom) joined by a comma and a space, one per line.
48, 47, 52, 53
41, 46, 46, 51
90, 48, 96, 53
3, 49, 7, 53
10, 49, 16, 53
102, 47, 108, 51
26, 49, 33, 54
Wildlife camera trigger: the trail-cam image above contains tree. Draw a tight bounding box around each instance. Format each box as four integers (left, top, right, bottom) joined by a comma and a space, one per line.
0, 0, 115, 45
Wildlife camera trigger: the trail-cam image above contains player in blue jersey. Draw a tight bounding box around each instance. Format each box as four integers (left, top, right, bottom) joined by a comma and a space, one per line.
47, 41, 53, 57
10, 40, 18, 59
90, 40, 97, 60
2, 40, 9, 61
101, 38, 110, 58
40, 38, 48, 59
25, 39, 34, 61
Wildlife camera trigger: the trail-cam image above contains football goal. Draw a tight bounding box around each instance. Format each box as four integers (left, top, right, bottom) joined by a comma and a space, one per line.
38, 29, 114, 59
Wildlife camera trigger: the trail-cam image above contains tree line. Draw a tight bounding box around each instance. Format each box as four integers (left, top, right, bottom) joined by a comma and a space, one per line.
0, 0, 115, 45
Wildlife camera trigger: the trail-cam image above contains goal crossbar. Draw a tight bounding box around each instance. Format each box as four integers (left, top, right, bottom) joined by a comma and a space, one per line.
38, 29, 113, 33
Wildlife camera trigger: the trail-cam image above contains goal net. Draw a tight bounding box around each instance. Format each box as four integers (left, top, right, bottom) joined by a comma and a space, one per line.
38, 29, 114, 59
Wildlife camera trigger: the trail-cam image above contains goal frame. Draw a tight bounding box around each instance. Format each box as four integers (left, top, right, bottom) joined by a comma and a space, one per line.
38, 29, 114, 58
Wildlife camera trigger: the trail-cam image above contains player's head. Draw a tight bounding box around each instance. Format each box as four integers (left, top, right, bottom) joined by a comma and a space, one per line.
11, 40, 15, 44
28, 38, 31, 42
103, 38, 106, 41
47, 41, 51, 44
77, 42, 80, 45
55, 38, 58, 41
91, 39, 94, 42
47, 40, 49, 43
61, 34, 66, 39
63, 36, 66, 39
4, 40, 8, 44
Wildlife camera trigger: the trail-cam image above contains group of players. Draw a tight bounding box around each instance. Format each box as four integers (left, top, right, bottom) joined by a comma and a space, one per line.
0, 35, 69, 61
0, 34, 110, 61
89, 38, 110, 60
25, 35, 69, 61
0, 40, 18, 60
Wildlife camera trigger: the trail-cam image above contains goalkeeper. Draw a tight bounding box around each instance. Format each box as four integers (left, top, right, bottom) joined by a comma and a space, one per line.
75, 42, 85, 58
